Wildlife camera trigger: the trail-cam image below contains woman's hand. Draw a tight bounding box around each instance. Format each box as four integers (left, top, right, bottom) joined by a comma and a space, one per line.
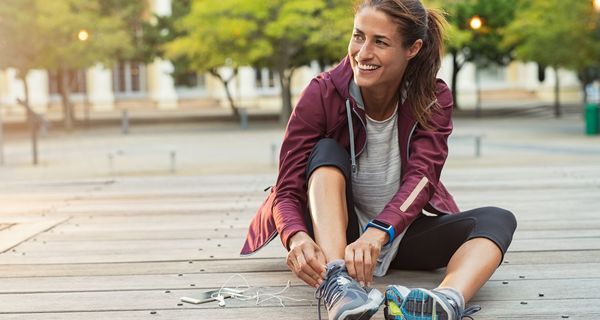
286, 231, 327, 288
344, 228, 388, 286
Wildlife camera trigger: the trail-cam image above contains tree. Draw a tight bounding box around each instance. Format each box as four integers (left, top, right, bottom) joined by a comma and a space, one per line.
504, 0, 599, 117
166, 0, 352, 123
257, 0, 352, 122
427, 0, 516, 109
0, 0, 134, 130
165, 0, 271, 118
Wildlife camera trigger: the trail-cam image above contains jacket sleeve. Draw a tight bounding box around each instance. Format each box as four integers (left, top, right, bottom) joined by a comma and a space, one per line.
376, 80, 454, 235
273, 79, 327, 250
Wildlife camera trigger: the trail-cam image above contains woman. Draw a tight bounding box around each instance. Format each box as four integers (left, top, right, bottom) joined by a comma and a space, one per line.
241, 0, 517, 319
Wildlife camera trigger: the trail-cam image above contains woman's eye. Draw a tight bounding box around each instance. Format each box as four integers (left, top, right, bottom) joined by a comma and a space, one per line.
353, 34, 363, 41
376, 39, 388, 46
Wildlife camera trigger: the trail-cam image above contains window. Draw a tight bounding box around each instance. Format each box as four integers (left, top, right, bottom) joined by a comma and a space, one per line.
48, 70, 87, 95
174, 71, 205, 89
113, 61, 146, 97
255, 68, 277, 89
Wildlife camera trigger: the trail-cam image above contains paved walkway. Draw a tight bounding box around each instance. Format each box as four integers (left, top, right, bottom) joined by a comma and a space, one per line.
0, 112, 599, 319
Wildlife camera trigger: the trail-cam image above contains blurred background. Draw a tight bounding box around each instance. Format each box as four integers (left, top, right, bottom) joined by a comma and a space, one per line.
0, 0, 599, 178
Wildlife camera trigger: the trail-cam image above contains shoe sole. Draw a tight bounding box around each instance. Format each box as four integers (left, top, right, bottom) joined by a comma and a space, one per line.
337, 288, 384, 320
402, 289, 453, 320
384, 285, 410, 320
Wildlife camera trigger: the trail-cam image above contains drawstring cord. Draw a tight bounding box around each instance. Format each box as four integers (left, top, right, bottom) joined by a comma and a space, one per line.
345, 100, 357, 174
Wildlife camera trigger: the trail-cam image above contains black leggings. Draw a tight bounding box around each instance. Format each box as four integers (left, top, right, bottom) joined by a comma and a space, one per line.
304, 138, 517, 270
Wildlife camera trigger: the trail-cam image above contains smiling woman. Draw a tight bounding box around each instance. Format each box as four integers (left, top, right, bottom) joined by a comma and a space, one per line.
241, 1, 517, 320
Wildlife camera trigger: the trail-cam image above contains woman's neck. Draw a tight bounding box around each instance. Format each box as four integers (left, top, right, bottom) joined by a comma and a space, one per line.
361, 87, 400, 121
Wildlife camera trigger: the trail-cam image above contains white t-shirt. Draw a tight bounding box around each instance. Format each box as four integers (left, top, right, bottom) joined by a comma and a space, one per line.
349, 81, 408, 277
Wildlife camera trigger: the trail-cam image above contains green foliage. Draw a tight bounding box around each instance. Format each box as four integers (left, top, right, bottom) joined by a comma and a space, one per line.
165, 0, 270, 71
0, 0, 133, 72
428, 0, 517, 66
166, 0, 353, 120
504, 0, 600, 72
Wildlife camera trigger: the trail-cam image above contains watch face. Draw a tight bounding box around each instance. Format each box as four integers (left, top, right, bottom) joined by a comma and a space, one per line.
372, 219, 391, 229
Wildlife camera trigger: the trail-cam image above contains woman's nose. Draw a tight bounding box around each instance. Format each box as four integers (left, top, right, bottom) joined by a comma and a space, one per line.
357, 42, 373, 60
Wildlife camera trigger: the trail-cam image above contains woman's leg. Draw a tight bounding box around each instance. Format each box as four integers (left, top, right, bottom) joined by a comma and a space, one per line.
438, 237, 501, 302
307, 166, 349, 262
304, 138, 360, 263
390, 206, 517, 302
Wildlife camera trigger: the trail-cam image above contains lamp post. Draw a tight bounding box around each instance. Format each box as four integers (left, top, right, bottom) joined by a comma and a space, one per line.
469, 16, 484, 118
78, 29, 91, 125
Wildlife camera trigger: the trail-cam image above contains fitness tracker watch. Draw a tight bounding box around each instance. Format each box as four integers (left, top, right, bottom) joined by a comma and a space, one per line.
365, 219, 395, 247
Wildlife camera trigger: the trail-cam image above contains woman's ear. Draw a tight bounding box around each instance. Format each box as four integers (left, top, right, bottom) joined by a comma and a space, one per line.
406, 39, 423, 60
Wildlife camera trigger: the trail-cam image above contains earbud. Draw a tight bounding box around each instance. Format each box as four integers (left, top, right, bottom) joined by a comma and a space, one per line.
215, 295, 226, 307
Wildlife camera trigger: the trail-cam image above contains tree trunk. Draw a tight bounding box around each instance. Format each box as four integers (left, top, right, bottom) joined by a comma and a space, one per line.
209, 69, 239, 119
17, 71, 38, 165
58, 69, 74, 130
451, 52, 463, 110
553, 65, 561, 118
278, 67, 295, 124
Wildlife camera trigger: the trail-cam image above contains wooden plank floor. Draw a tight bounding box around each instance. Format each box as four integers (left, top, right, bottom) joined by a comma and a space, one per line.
1, 166, 599, 319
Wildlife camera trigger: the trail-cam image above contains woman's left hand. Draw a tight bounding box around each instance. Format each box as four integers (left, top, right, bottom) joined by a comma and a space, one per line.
344, 228, 388, 287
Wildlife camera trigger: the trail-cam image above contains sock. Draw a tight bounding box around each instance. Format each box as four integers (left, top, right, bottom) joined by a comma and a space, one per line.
327, 259, 345, 269
433, 287, 465, 311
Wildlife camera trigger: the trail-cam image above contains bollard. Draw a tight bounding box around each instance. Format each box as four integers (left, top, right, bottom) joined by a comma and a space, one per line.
239, 108, 248, 130
108, 153, 114, 174
270, 143, 278, 167
475, 136, 481, 157
122, 110, 129, 135
170, 151, 176, 173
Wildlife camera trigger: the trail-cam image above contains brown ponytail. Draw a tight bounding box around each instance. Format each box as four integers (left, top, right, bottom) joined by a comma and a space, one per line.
356, 1, 447, 129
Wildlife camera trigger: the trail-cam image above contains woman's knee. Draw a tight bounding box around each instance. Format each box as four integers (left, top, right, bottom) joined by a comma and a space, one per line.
485, 206, 517, 232
306, 138, 351, 181
309, 166, 346, 187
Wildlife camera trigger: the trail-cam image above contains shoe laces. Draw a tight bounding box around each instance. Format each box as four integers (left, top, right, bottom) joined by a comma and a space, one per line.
315, 264, 352, 320
439, 292, 481, 320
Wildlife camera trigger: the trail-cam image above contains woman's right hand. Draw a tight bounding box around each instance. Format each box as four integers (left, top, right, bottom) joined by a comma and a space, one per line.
286, 231, 327, 288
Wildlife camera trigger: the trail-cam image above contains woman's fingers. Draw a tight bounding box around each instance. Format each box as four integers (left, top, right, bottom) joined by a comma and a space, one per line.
363, 249, 373, 286
286, 243, 327, 288
297, 252, 323, 286
345, 242, 380, 286
344, 246, 357, 279
354, 249, 365, 285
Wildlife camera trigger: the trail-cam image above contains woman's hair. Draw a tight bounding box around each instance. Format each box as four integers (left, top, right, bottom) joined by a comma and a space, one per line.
356, 0, 446, 128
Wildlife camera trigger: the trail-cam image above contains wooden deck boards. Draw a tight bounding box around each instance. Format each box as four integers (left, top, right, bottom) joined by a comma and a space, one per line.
1, 166, 599, 319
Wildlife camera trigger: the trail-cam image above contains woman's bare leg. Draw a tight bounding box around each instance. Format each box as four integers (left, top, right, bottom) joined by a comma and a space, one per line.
438, 237, 502, 302
307, 166, 349, 263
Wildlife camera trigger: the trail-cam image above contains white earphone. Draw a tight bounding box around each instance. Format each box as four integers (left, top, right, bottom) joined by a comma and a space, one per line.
215, 294, 226, 307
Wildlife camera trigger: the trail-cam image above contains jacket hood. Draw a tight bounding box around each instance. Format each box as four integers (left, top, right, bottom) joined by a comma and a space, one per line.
327, 55, 354, 100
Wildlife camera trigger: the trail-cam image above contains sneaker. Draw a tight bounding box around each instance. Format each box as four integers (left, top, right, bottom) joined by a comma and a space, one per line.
384, 285, 411, 320
315, 259, 384, 320
401, 288, 481, 320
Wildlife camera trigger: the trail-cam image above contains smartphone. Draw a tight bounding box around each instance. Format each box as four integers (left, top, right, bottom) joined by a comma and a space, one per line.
180, 288, 242, 304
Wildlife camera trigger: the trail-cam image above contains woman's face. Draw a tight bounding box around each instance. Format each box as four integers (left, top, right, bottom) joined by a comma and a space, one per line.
348, 7, 421, 90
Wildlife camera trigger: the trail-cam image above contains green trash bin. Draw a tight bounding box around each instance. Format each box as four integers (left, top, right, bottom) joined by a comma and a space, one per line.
585, 103, 599, 135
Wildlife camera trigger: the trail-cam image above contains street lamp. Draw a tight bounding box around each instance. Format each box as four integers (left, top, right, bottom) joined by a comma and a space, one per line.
78, 29, 89, 41
469, 16, 483, 31
78, 29, 90, 123
469, 16, 484, 118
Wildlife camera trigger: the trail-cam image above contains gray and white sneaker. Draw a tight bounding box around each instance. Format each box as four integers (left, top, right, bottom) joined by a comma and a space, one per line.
402, 288, 481, 320
315, 260, 384, 320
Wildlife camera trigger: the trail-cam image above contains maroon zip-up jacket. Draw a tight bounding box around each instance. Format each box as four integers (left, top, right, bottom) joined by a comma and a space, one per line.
240, 56, 459, 256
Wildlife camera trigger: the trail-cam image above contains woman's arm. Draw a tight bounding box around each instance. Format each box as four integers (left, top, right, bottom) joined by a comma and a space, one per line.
272, 79, 328, 250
